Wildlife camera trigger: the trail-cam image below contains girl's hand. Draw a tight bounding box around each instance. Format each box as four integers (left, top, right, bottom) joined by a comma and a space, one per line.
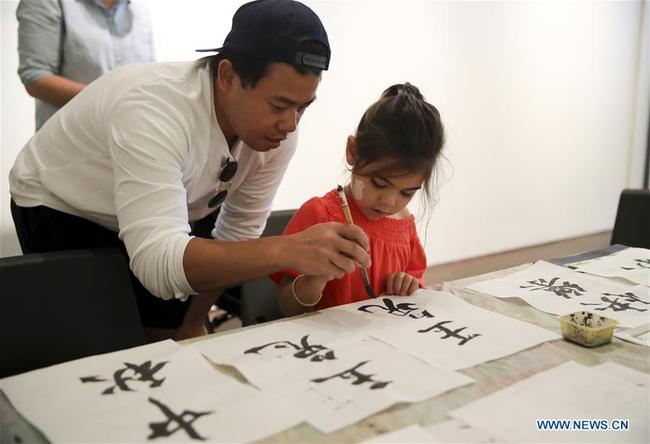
384, 272, 420, 296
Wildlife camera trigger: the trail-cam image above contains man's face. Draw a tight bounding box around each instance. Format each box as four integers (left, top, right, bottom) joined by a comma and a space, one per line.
218, 62, 321, 152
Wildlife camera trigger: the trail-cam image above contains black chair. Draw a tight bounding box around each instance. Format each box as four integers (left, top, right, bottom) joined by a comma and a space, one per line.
611, 189, 650, 249
0, 248, 146, 377
215, 209, 296, 327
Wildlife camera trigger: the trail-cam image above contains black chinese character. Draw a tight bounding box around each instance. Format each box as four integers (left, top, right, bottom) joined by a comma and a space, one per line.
311, 361, 392, 389
359, 298, 434, 319
418, 320, 481, 345
147, 397, 211, 441
245, 334, 336, 362
520, 277, 585, 299
621, 258, 650, 270
580, 292, 649, 313
80, 360, 168, 395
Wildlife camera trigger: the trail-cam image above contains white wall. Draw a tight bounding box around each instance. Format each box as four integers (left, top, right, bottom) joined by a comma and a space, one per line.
1, 0, 648, 265
628, 0, 650, 188
1, 0, 34, 257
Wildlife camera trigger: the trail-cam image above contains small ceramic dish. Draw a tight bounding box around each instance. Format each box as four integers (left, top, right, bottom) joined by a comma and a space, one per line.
558, 311, 619, 347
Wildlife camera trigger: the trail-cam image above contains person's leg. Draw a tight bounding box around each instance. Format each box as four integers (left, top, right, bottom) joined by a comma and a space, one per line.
11, 199, 36, 253
130, 274, 193, 341
10, 201, 191, 341
187, 208, 247, 336
179, 209, 224, 339
11, 200, 124, 252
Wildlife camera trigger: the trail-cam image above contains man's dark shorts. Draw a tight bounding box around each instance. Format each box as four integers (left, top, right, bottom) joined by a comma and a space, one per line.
10, 200, 215, 329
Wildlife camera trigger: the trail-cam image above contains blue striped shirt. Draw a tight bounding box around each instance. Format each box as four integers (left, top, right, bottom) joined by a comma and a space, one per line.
17, 0, 155, 129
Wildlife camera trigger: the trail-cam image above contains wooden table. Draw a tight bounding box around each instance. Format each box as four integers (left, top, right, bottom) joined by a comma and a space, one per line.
2, 259, 648, 443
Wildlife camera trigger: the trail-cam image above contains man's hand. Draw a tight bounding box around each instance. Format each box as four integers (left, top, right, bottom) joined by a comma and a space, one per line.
183, 223, 369, 294
174, 320, 208, 341
384, 272, 420, 296
173, 292, 219, 340
286, 222, 371, 279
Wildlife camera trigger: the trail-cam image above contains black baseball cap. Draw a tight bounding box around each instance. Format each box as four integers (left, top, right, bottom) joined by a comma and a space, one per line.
196, 0, 330, 70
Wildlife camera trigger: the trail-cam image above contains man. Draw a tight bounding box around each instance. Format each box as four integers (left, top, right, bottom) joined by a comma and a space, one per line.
9, 0, 370, 340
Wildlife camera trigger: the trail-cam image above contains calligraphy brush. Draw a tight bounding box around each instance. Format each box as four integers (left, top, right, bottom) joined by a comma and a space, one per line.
336, 184, 377, 298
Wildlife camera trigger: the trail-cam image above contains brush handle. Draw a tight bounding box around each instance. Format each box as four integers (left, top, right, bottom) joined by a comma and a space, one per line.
337, 188, 355, 225
359, 266, 371, 284
337, 185, 376, 298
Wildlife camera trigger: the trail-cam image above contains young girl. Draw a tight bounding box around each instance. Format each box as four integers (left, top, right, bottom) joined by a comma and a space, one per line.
274, 83, 445, 315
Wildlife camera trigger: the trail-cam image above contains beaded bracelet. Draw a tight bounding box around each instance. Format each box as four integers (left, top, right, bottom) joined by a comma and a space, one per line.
291, 274, 323, 307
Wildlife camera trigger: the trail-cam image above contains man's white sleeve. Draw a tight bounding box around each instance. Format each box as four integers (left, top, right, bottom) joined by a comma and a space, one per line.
214, 131, 298, 241
108, 87, 196, 300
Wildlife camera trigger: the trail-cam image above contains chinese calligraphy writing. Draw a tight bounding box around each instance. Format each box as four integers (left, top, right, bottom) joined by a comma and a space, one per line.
580, 292, 649, 313
245, 334, 336, 362
520, 277, 585, 299
147, 397, 211, 441
311, 361, 391, 389
80, 361, 169, 395
417, 320, 482, 345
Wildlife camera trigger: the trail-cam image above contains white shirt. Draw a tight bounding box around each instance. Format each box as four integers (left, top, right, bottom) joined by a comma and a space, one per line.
10, 61, 297, 300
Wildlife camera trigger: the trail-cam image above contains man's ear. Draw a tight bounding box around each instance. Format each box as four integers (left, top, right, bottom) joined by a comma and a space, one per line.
216, 59, 237, 92
346, 135, 357, 166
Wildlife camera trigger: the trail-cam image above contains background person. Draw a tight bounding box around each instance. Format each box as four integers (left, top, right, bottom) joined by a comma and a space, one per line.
17, 0, 155, 130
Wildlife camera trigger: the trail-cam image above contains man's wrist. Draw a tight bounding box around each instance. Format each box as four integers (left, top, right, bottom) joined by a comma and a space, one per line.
184, 291, 221, 323
265, 235, 294, 270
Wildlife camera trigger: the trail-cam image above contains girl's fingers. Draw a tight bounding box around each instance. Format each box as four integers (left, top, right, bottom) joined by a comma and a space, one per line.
385, 273, 419, 296
391, 272, 403, 295
385, 274, 394, 295
407, 277, 419, 295
399, 273, 411, 295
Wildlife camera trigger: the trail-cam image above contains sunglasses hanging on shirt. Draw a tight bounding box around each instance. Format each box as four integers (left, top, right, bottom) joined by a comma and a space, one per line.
208, 159, 238, 208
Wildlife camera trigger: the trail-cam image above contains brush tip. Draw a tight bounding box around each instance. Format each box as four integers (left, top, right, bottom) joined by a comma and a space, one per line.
337, 184, 343, 192
365, 283, 378, 298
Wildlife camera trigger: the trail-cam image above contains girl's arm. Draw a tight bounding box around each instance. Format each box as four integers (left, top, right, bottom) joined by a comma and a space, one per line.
278, 274, 330, 316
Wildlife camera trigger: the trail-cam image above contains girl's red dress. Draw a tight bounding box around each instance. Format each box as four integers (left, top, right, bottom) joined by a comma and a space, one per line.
273, 189, 426, 309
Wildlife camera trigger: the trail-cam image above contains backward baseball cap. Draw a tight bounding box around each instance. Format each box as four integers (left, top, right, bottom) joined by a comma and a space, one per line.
197, 0, 330, 70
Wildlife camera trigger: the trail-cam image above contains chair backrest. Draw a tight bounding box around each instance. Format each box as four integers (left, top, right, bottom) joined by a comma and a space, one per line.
0, 248, 146, 377
611, 189, 650, 249
261, 209, 297, 237
239, 209, 297, 326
